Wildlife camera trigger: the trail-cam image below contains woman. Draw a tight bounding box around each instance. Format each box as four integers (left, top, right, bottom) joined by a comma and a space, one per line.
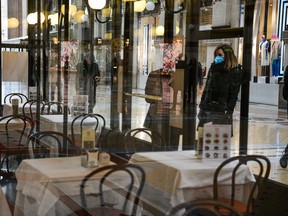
197, 44, 243, 135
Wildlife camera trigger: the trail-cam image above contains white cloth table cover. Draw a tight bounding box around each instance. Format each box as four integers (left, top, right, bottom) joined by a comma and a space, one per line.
14, 157, 128, 216
0, 118, 26, 131
129, 151, 255, 211
3, 103, 34, 116
40, 114, 100, 135
14, 156, 137, 216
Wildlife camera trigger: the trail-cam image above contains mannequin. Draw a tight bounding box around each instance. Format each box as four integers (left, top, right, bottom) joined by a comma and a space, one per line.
259, 35, 270, 76
270, 33, 282, 76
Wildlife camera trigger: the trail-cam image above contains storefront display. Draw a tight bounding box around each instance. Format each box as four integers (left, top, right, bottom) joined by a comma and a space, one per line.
270, 34, 282, 76
259, 35, 270, 76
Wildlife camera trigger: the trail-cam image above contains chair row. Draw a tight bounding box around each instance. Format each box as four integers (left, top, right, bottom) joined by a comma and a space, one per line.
71, 154, 271, 216
0, 114, 163, 172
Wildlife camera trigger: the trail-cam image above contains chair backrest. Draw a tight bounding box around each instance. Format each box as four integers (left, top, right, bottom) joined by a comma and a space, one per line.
70, 113, 106, 149
4, 93, 28, 104
0, 115, 34, 146
213, 155, 271, 215
166, 200, 242, 216
29, 131, 80, 158
41, 101, 67, 115
123, 127, 166, 153
80, 164, 145, 216
22, 99, 46, 120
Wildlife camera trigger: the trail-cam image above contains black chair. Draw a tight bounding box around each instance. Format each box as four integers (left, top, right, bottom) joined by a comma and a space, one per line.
70, 113, 106, 149
22, 99, 46, 120
78, 164, 145, 216
123, 127, 166, 154
166, 200, 242, 216
4, 93, 28, 104
213, 155, 271, 216
29, 131, 80, 158
41, 101, 68, 115
0, 115, 34, 178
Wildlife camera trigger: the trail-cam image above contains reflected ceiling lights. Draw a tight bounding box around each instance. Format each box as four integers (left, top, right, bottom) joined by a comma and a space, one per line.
134, 0, 146, 12
27, 12, 45, 25
8, 18, 19, 28
146, 1, 155, 11
88, 0, 106, 10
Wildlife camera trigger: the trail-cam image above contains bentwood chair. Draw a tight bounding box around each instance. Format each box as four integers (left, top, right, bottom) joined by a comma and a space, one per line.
123, 127, 166, 155
22, 99, 46, 120
0, 115, 34, 178
213, 155, 271, 216
29, 131, 80, 158
41, 101, 67, 115
4, 93, 28, 104
70, 113, 106, 148
78, 164, 145, 216
166, 200, 242, 216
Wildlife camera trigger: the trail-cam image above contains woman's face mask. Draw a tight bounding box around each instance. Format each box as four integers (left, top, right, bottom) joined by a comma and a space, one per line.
214, 55, 225, 64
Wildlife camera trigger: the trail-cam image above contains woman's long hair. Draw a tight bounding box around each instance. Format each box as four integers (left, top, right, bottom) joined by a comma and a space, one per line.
214, 44, 238, 70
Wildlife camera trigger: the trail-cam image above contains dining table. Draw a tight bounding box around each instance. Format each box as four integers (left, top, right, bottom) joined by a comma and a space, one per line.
129, 150, 255, 215
13, 156, 139, 216
40, 114, 103, 148
3, 103, 33, 116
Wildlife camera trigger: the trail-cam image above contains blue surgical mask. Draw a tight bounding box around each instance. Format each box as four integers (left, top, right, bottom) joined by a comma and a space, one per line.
214, 56, 225, 64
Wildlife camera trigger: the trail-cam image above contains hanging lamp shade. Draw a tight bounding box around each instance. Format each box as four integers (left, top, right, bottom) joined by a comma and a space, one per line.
88, 0, 106, 10
175, 26, 180, 34
146, 1, 155, 11
61, 4, 78, 16
27, 12, 45, 25
102, 7, 111, 17
70, 5, 77, 16
48, 13, 58, 26
156, 25, 164, 36
8, 18, 19, 28
134, 0, 146, 12
74, 10, 85, 23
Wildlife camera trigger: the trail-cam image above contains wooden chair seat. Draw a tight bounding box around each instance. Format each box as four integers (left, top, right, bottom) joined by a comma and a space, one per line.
216, 198, 247, 215
213, 155, 271, 216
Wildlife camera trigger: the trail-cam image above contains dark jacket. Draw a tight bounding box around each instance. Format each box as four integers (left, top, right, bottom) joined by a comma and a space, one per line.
198, 62, 243, 128
188, 61, 203, 86
76, 61, 100, 100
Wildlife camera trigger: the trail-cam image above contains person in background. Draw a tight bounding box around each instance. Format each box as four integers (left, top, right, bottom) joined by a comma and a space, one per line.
76, 51, 100, 113
187, 57, 203, 104
279, 65, 288, 168
197, 44, 243, 135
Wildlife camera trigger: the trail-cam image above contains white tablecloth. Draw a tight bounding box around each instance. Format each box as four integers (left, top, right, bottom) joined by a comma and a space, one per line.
40, 115, 102, 148
0, 118, 26, 131
0, 186, 12, 216
3, 103, 34, 116
129, 151, 255, 213
40, 115, 99, 133
14, 157, 136, 216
